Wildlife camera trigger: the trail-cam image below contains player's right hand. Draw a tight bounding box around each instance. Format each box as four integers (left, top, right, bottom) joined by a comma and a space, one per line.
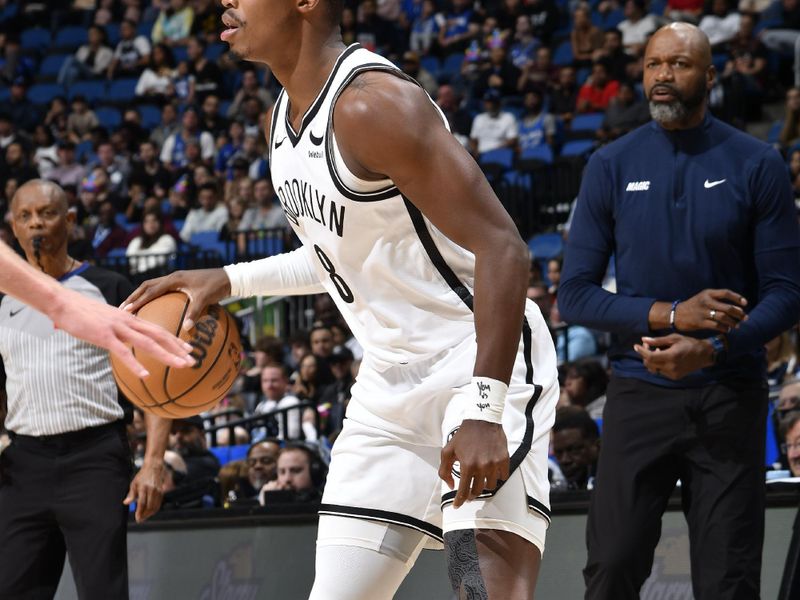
439, 420, 510, 509
122, 269, 232, 332
675, 288, 748, 333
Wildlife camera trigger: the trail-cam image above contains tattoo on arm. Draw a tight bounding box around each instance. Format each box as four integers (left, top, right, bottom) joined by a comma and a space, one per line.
444, 530, 489, 600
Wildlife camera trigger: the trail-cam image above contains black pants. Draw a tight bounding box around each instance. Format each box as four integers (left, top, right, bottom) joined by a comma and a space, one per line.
0, 422, 132, 600
584, 376, 768, 600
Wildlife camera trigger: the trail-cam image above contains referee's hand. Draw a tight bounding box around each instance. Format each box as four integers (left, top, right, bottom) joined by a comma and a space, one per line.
124, 461, 166, 523
439, 421, 510, 508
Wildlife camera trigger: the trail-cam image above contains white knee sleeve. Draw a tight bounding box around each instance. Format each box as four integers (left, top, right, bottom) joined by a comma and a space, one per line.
308, 516, 427, 600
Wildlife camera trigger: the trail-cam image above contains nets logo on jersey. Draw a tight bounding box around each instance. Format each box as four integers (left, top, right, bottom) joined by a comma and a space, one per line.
275, 177, 346, 237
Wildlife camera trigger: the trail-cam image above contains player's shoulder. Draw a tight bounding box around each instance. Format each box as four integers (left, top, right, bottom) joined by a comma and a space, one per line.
336, 69, 429, 126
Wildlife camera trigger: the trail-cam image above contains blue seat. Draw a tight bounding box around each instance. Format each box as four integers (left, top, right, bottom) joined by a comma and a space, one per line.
138, 104, 162, 129
68, 80, 106, 102
479, 147, 515, 170
95, 106, 122, 129
219, 100, 232, 117
209, 444, 250, 466
190, 231, 233, 262
107, 247, 128, 258
39, 54, 70, 79
107, 79, 138, 102
172, 46, 189, 63
553, 41, 573, 67
21, 28, 51, 51
441, 53, 464, 79
602, 8, 625, 28
571, 112, 604, 133
105, 23, 121, 46
768, 120, 784, 145
528, 232, 563, 261
75, 139, 96, 164
206, 43, 226, 61
519, 144, 554, 164
576, 67, 591, 86
246, 235, 285, 258
28, 83, 66, 105
420, 55, 440, 78
54, 26, 88, 49
561, 139, 595, 158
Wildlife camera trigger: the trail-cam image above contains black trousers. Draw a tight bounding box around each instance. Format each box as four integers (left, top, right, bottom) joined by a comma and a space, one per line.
0, 422, 132, 600
584, 376, 768, 600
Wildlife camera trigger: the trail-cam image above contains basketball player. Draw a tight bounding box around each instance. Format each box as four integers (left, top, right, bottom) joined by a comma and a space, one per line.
123, 0, 560, 597
0, 180, 172, 599
0, 239, 194, 378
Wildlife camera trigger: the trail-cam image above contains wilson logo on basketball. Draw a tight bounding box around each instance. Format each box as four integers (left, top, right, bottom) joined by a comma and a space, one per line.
189, 306, 221, 370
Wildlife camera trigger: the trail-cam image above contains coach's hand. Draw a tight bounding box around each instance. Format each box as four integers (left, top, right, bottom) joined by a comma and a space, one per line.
439, 420, 510, 509
634, 334, 715, 381
675, 289, 748, 333
124, 461, 166, 523
122, 269, 232, 332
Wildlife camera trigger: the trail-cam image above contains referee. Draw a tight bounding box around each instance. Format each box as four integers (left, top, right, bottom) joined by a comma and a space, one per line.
0, 180, 171, 599
559, 24, 800, 600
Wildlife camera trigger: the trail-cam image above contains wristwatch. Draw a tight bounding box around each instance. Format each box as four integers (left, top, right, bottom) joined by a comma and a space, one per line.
709, 334, 728, 366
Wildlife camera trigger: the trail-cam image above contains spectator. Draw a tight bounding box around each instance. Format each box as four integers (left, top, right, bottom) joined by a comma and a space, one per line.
150, 102, 180, 149
550, 299, 598, 365
409, 0, 442, 55
438, 0, 480, 55
577, 61, 620, 113
200, 94, 228, 138
152, 0, 195, 46
32, 125, 59, 180
259, 444, 327, 503
0, 113, 16, 152
239, 178, 289, 231
226, 68, 274, 120
435, 84, 473, 146
239, 335, 286, 396
162, 450, 189, 493
124, 196, 183, 242
698, 0, 741, 49
401, 51, 438, 97
0, 78, 40, 134
240, 97, 266, 139
760, 0, 800, 88
518, 46, 559, 95
571, 3, 605, 68
599, 81, 651, 141
528, 0, 560, 45
126, 209, 178, 274
57, 24, 113, 87
191, 0, 224, 44
254, 365, 307, 441
293, 353, 324, 405
563, 359, 609, 418
780, 412, 800, 476
135, 43, 176, 101
547, 256, 562, 295
790, 149, 800, 202
160, 106, 215, 170
170, 416, 220, 484
779, 87, 800, 150
469, 89, 518, 156
593, 29, 635, 83
242, 439, 281, 499
517, 90, 556, 152
107, 18, 151, 80
508, 14, 540, 70
187, 36, 222, 101
66, 95, 100, 141
48, 141, 86, 188
617, 0, 659, 55
717, 12, 767, 128
179, 181, 228, 242
220, 196, 247, 248
666, 0, 705, 23
473, 46, 521, 98
90, 200, 128, 258
0, 142, 37, 189
355, 0, 402, 54
552, 406, 600, 490
316, 345, 356, 438
130, 140, 172, 199
91, 141, 131, 202
171, 60, 196, 106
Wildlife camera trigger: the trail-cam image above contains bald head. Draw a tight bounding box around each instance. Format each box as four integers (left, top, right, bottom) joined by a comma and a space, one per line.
647, 23, 712, 70
11, 180, 69, 215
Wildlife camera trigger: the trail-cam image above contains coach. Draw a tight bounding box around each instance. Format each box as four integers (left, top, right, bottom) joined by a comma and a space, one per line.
559, 23, 800, 600
0, 180, 171, 599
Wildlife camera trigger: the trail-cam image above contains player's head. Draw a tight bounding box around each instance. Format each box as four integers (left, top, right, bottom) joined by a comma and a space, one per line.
219, 0, 344, 64
247, 439, 281, 488
644, 23, 714, 129
10, 180, 73, 262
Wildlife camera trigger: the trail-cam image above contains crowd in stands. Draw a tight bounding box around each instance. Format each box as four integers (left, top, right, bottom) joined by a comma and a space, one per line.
0, 0, 799, 510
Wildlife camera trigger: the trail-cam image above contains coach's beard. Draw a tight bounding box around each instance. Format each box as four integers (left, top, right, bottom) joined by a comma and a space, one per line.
648, 82, 707, 126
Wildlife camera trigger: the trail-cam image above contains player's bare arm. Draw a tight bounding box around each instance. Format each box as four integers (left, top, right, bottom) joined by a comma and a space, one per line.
124, 413, 171, 522
334, 72, 530, 505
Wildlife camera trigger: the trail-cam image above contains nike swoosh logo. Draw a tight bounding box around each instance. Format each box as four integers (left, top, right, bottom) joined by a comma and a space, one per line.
275, 137, 286, 149
704, 178, 726, 189
9, 307, 24, 317
309, 131, 324, 146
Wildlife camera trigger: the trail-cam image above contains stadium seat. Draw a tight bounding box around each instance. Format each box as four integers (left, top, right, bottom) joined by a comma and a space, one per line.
138, 104, 162, 129
172, 46, 189, 63
206, 43, 226, 61
53, 26, 88, 50
68, 80, 107, 103
209, 444, 250, 466
21, 27, 51, 52
246, 235, 285, 259
95, 106, 122, 130
420, 55, 440, 79
519, 144, 554, 165
107, 79, 138, 103
137, 21, 154, 38
553, 41, 573, 67
190, 231, 234, 262
219, 100, 232, 117
768, 121, 784, 145
528, 232, 563, 261
27, 83, 66, 105
440, 53, 464, 80
561, 139, 595, 158
571, 112, 604, 133
39, 54, 70, 79
105, 23, 121, 46
0, 88, 9, 103
75, 139, 96, 164
106, 247, 128, 258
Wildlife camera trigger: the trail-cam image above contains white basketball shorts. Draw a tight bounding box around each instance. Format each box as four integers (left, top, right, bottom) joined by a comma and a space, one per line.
318, 301, 559, 553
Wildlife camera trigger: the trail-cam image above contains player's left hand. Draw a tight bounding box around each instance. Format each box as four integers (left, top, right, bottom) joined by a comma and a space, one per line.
439, 420, 510, 509
124, 461, 166, 523
634, 334, 715, 381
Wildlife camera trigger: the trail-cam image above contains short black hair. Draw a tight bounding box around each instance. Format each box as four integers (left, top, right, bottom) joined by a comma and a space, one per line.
553, 407, 599, 440
198, 181, 218, 195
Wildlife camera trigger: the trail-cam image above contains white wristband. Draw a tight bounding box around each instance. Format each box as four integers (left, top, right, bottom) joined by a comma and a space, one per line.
462, 377, 508, 425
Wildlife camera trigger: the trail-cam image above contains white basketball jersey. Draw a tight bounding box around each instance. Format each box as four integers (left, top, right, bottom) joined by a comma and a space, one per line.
269, 44, 478, 370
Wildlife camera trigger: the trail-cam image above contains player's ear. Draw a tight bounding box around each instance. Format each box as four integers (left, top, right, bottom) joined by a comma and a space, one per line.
297, 0, 322, 16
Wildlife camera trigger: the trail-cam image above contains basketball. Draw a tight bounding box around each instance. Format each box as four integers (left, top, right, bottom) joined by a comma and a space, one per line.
111, 292, 242, 418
